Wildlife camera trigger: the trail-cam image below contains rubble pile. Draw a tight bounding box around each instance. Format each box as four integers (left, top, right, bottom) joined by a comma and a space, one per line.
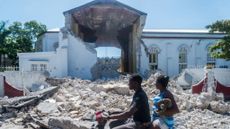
91, 58, 120, 80
0, 74, 229, 129
175, 109, 230, 129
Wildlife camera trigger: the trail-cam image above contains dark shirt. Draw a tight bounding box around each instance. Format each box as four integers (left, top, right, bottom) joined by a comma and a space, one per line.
131, 88, 151, 123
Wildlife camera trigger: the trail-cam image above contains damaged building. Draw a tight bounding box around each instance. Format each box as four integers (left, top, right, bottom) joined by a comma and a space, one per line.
18, 0, 230, 80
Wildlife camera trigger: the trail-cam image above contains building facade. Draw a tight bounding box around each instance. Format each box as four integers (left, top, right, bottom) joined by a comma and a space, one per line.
18, 0, 230, 79
140, 29, 229, 77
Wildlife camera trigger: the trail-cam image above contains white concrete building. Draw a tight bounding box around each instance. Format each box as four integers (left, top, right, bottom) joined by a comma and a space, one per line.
140, 29, 230, 77
18, 0, 230, 80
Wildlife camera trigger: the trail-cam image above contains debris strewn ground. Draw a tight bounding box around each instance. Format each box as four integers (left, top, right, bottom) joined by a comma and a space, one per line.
0, 74, 229, 129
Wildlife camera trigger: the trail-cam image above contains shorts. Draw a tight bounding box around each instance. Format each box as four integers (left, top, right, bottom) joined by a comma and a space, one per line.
153, 118, 169, 129
105, 119, 152, 129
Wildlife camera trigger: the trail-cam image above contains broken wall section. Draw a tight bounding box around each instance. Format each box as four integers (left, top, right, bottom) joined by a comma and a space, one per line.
64, 5, 147, 75
0, 71, 49, 92
66, 33, 97, 80
133, 15, 146, 74
61, 13, 98, 79
139, 40, 151, 77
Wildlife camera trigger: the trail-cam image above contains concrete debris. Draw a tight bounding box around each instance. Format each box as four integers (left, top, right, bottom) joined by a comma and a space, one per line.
91, 82, 130, 95
91, 58, 120, 80
48, 117, 93, 129
175, 109, 230, 129
0, 86, 59, 110
45, 78, 67, 86
28, 122, 40, 129
0, 105, 3, 114
0, 74, 229, 129
31, 83, 48, 92
36, 99, 59, 116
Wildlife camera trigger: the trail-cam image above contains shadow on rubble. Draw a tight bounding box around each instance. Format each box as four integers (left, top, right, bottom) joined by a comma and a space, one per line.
0, 86, 59, 128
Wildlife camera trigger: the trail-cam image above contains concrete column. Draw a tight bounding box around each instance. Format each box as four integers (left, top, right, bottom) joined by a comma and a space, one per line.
130, 23, 138, 73
128, 16, 145, 73
0, 75, 4, 97
72, 22, 80, 37
121, 42, 129, 73
129, 28, 135, 73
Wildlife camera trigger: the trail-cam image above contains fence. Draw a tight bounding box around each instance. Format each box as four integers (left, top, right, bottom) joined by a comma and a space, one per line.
0, 66, 19, 72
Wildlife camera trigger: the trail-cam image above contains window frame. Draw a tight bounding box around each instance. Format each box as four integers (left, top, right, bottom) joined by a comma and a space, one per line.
31, 64, 38, 71
207, 48, 216, 68
148, 47, 160, 71
40, 64, 47, 71
179, 47, 188, 73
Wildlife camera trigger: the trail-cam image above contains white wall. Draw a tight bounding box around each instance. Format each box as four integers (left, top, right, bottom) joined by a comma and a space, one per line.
141, 37, 230, 77
18, 52, 54, 74
42, 33, 59, 52
18, 30, 69, 78
67, 35, 97, 79
1, 71, 47, 90
214, 68, 230, 86
177, 68, 230, 88
19, 28, 230, 79
140, 43, 149, 75
19, 29, 98, 79
18, 50, 67, 78
0, 75, 4, 97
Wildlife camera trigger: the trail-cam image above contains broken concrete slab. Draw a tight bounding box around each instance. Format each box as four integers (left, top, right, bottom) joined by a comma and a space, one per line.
48, 117, 93, 129
36, 99, 59, 116
91, 82, 130, 95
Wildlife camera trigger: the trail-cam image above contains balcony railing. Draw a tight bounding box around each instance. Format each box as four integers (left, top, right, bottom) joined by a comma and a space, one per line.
0, 66, 19, 72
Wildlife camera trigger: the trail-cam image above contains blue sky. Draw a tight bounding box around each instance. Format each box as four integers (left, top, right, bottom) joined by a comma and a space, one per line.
1, 0, 230, 57
1, 0, 230, 29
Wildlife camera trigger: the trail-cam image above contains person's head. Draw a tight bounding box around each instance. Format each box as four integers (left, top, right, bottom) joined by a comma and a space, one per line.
128, 74, 142, 90
155, 75, 169, 90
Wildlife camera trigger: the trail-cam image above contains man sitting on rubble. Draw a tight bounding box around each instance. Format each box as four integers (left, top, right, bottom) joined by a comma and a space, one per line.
102, 74, 152, 129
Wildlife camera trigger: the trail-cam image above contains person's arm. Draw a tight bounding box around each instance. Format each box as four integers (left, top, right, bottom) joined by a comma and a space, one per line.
160, 91, 179, 116
108, 103, 137, 120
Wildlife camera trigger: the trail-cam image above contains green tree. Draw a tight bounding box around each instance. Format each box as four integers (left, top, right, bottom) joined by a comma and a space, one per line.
206, 20, 230, 60
1, 21, 47, 65
0, 21, 10, 66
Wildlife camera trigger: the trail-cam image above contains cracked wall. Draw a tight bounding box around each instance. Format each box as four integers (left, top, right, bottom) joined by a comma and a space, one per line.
67, 33, 97, 79
62, 1, 146, 79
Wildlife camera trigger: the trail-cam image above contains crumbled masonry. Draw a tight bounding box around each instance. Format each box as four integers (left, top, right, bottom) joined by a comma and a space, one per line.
0, 73, 229, 129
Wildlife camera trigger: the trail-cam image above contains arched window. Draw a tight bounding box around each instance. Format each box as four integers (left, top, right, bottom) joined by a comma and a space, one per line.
148, 47, 160, 71
179, 47, 187, 73
207, 45, 216, 68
